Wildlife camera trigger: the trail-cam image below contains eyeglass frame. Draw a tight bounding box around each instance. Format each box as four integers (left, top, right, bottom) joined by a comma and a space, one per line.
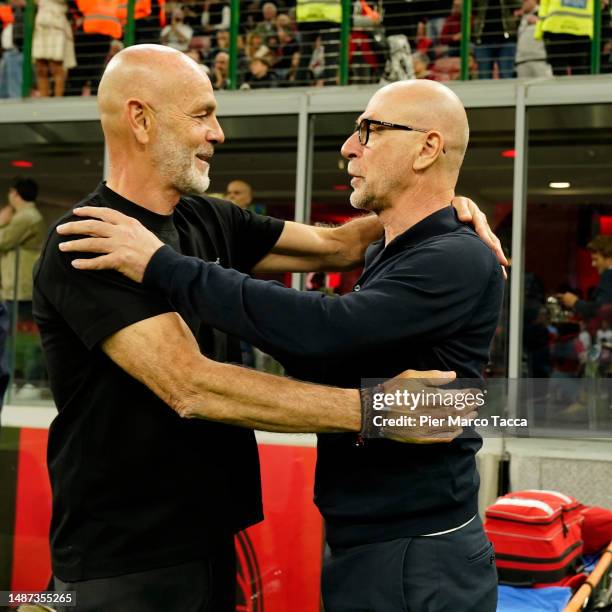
355, 118, 446, 154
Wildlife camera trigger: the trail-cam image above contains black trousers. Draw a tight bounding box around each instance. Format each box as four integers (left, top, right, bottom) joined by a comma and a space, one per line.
53, 538, 236, 612
543, 32, 591, 76
322, 516, 498, 612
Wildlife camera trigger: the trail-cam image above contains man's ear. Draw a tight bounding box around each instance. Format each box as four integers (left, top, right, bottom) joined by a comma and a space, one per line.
126, 99, 154, 145
413, 131, 445, 171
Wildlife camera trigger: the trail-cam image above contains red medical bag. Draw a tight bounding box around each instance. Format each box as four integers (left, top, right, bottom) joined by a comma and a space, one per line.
484, 490, 584, 586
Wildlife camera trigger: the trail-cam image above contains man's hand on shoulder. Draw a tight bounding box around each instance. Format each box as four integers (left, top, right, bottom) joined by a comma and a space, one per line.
57, 206, 164, 282
451, 196, 508, 276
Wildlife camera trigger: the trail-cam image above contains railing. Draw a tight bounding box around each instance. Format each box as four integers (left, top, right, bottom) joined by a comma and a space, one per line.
0, 0, 608, 99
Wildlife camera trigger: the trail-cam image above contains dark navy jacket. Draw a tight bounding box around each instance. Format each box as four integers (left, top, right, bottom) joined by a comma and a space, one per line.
143, 205, 505, 546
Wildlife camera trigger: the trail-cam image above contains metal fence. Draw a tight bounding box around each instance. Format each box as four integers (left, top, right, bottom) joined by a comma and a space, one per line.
0, 0, 609, 97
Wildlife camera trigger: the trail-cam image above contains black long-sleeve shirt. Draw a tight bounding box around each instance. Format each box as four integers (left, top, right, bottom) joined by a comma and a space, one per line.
143, 206, 504, 545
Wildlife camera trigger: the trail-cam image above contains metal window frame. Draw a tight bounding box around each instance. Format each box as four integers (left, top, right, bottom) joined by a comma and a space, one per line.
2, 77, 612, 375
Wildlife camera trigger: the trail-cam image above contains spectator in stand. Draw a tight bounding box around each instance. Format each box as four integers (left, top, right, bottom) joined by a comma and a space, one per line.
255, 2, 278, 36
214, 28, 230, 53
425, 0, 454, 44
189, 34, 214, 64
439, 0, 463, 56
266, 31, 280, 59
241, 55, 278, 87
514, 0, 552, 77
201, 0, 230, 33
0, 0, 23, 98
349, 0, 382, 83
296, 0, 342, 86
212, 50, 230, 88
182, 1, 204, 32
412, 51, 432, 77
161, 8, 193, 52
68, 5, 112, 96
185, 47, 204, 64
245, 30, 271, 62
135, 0, 166, 43
473, 0, 520, 78
241, 0, 259, 34
307, 33, 326, 83
276, 11, 295, 33
535, 0, 592, 75
275, 25, 300, 83
31, 0, 76, 96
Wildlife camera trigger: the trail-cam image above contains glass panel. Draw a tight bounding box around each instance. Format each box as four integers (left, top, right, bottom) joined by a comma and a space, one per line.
522, 103, 612, 435
0, 121, 105, 404
208, 113, 298, 372
456, 107, 515, 377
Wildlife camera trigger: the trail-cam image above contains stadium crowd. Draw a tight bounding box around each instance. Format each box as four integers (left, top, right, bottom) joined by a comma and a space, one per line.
0, 0, 611, 96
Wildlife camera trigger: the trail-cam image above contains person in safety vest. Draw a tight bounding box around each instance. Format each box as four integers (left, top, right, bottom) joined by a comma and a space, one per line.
296, 0, 342, 85
536, 0, 593, 74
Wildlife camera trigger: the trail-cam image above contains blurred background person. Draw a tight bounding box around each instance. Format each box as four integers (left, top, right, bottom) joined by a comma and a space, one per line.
226, 179, 253, 209
349, 0, 382, 84
472, 0, 520, 79
31, 0, 76, 96
161, 8, 193, 52
514, 0, 552, 77
0, 177, 46, 390
440, 0, 465, 56
188, 34, 214, 64
558, 235, 612, 320
0, 0, 24, 98
201, 0, 230, 33
244, 30, 272, 64
255, 2, 279, 37
536, 0, 593, 75
275, 24, 300, 83
241, 55, 278, 87
212, 49, 230, 88
213, 28, 230, 53
425, 0, 454, 44
296, 0, 341, 85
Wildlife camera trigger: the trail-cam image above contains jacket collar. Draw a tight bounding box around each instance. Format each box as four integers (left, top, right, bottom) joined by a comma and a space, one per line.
364, 205, 464, 271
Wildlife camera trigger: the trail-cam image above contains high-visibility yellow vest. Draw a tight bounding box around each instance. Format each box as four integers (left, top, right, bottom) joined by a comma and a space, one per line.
535, 0, 594, 39
296, 0, 342, 24
77, 0, 123, 39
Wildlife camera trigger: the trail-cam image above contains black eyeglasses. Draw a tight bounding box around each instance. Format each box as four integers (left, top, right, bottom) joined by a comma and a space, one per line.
355, 118, 446, 153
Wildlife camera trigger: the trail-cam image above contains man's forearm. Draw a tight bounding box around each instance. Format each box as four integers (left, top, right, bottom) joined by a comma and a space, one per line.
178, 356, 360, 433
253, 214, 382, 274
330, 214, 383, 270
103, 313, 361, 433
